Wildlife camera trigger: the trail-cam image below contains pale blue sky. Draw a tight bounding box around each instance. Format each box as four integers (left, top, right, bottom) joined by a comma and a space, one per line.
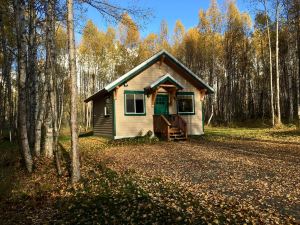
77, 0, 253, 40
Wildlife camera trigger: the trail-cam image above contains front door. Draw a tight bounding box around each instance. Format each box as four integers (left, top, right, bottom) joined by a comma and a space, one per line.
154, 94, 169, 115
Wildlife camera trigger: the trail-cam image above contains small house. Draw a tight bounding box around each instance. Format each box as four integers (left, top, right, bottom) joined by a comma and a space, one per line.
84, 50, 214, 141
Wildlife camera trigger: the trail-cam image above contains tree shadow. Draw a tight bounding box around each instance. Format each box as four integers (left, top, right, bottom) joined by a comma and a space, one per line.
78, 131, 93, 138
0, 141, 21, 200
51, 164, 213, 225
268, 129, 300, 139
58, 142, 72, 178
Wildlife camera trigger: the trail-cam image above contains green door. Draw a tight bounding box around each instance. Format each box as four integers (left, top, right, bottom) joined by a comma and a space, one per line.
154, 95, 169, 115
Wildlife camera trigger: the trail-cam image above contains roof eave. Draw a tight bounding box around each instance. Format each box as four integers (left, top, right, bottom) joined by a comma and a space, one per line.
84, 49, 214, 102
84, 89, 109, 102
162, 50, 215, 94
105, 50, 165, 92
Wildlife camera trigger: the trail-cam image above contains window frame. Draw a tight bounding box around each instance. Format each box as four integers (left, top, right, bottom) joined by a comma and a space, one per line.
176, 92, 195, 115
124, 90, 146, 116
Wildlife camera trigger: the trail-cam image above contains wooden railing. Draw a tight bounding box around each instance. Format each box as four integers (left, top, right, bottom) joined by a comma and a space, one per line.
153, 114, 187, 140
168, 114, 187, 139
153, 115, 171, 140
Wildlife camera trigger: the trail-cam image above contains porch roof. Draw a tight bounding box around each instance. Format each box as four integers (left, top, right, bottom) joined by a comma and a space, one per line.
145, 73, 184, 93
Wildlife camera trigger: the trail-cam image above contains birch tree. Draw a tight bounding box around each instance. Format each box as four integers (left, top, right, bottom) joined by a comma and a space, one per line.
263, 0, 275, 126
67, 0, 80, 183
14, 0, 33, 172
275, 0, 282, 124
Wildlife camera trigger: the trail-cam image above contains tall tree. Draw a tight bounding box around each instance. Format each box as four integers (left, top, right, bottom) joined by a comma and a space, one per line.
275, 0, 282, 124
67, 0, 80, 183
159, 19, 171, 51
119, 13, 140, 48
263, 0, 275, 126
173, 20, 185, 57
14, 0, 33, 172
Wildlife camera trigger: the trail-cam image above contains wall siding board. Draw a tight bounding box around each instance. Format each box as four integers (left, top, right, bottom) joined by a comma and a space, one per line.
93, 93, 113, 137
114, 62, 204, 138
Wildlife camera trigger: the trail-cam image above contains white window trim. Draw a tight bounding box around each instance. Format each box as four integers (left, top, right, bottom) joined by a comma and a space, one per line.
177, 94, 195, 114
125, 93, 145, 115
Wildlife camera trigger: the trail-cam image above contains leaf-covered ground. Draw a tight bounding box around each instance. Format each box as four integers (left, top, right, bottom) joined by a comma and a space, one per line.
0, 127, 299, 224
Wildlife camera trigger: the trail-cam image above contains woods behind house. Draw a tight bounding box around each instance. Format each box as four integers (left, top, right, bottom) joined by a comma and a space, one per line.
0, 0, 300, 174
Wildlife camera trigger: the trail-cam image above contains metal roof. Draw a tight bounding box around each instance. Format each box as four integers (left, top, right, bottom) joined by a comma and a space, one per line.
85, 50, 214, 102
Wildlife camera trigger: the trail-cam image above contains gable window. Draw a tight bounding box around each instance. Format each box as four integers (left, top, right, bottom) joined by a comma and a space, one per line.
177, 92, 195, 115
124, 91, 146, 115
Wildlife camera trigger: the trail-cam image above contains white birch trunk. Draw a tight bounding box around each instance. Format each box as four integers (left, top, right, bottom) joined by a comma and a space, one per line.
68, 0, 80, 183
275, 0, 281, 124
15, 0, 33, 172
264, 0, 275, 127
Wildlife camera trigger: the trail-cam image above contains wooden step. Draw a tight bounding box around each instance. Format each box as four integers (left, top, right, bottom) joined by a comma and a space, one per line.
169, 126, 186, 141
170, 137, 187, 141
169, 131, 183, 135
170, 134, 184, 138
170, 127, 180, 132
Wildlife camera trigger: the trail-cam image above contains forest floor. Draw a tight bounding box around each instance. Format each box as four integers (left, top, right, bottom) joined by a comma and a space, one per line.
0, 127, 299, 224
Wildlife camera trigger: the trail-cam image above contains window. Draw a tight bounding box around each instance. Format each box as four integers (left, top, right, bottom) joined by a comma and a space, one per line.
124, 91, 146, 115
177, 92, 195, 115
104, 96, 112, 116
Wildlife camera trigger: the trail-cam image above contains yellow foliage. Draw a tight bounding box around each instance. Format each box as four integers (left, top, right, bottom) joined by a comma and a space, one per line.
118, 13, 140, 48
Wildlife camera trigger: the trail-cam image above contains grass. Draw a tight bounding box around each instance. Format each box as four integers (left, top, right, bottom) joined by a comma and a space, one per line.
0, 126, 299, 224
204, 126, 300, 144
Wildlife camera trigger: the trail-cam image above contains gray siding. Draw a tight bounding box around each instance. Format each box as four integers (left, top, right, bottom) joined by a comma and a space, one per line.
93, 93, 113, 137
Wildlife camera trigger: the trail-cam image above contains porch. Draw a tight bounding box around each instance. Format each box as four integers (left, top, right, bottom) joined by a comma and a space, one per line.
145, 73, 188, 141
153, 114, 187, 141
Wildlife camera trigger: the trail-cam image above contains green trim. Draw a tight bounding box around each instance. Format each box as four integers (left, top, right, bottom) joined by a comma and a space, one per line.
124, 90, 146, 116
106, 60, 157, 92
154, 94, 169, 115
176, 92, 195, 115
151, 77, 183, 90
124, 90, 145, 94
105, 51, 214, 94
177, 92, 194, 95
113, 94, 116, 137
86, 51, 214, 102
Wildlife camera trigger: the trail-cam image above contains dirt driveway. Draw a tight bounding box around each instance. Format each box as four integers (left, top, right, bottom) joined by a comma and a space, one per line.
101, 138, 300, 223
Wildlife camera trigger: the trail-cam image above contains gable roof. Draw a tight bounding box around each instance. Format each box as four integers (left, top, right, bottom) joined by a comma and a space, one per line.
147, 73, 185, 91
85, 50, 214, 102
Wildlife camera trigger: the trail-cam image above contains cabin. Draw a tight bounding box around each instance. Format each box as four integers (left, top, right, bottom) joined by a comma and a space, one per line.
84, 50, 214, 141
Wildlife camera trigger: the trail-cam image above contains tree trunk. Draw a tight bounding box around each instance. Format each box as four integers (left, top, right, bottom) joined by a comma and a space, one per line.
297, 0, 300, 128
0, 14, 13, 141
34, 78, 47, 157
264, 0, 275, 127
49, 0, 62, 176
68, 0, 80, 183
43, 101, 54, 157
275, 0, 281, 125
27, 0, 38, 151
14, 0, 33, 173
288, 69, 293, 123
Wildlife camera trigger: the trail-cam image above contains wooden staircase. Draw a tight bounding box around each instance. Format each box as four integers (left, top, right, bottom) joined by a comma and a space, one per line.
169, 127, 187, 141
153, 114, 187, 141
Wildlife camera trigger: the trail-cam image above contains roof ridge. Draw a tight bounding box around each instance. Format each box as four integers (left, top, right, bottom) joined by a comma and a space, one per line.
85, 50, 214, 102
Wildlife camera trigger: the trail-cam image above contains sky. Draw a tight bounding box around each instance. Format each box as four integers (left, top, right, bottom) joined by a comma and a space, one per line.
77, 0, 252, 41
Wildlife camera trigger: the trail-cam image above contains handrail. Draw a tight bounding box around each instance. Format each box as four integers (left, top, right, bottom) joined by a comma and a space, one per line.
176, 114, 188, 139
153, 114, 187, 140
153, 115, 171, 140
161, 115, 171, 126
168, 114, 187, 138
